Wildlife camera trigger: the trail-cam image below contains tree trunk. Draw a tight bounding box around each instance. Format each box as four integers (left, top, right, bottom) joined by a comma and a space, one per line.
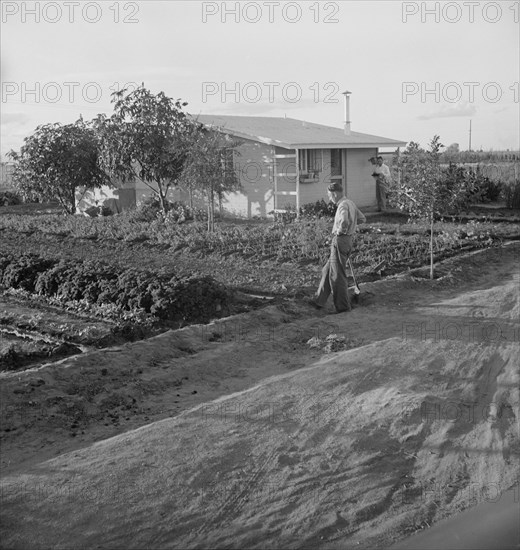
189, 188, 193, 209
211, 189, 215, 232
56, 190, 70, 215
207, 189, 214, 232
209, 182, 216, 232
158, 186, 167, 215
70, 185, 76, 215
207, 197, 210, 232
430, 214, 434, 280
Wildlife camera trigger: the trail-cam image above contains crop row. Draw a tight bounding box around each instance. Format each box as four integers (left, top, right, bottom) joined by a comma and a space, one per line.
187, 221, 503, 270
1, 213, 515, 274
0, 254, 229, 324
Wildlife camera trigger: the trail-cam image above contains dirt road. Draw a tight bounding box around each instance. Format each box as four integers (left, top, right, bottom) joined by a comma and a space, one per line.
0, 243, 518, 549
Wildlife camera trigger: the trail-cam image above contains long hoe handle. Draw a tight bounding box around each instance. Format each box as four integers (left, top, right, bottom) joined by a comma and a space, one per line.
348, 257, 361, 295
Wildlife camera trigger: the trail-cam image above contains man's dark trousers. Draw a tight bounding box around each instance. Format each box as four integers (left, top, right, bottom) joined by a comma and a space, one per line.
315, 234, 353, 313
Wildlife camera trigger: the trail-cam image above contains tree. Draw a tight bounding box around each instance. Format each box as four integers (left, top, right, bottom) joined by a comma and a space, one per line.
94, 85, 197, 214
390, 136, 471, 279
7, 118, 108, 214
443, 142, 460, 163
179, 125, 241, 232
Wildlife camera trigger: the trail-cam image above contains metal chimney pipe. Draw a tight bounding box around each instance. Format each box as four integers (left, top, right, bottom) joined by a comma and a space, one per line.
342, 90, 351, 135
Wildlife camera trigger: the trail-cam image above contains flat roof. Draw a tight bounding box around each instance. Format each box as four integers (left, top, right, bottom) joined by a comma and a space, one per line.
194, 114, 407, 149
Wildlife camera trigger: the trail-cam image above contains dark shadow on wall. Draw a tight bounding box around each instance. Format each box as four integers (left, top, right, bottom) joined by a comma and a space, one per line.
221, 144, 275, 218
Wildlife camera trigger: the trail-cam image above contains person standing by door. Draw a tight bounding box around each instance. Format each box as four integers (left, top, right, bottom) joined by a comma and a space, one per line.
373, 155, 392, 211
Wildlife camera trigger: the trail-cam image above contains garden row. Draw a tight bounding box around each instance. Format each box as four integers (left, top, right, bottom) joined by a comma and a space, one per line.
1, 211, 518, 273
0, 254, 230, 325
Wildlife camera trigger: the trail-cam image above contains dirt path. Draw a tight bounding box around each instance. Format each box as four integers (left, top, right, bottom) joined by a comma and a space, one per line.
0, 243, 518, 549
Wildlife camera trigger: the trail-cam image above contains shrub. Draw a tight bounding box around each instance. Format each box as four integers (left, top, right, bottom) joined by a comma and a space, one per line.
85, 205, 114, 217
270, 204, 297, 225
299, 199, 337, 219
0, 253, 230, 325
34, 261, 74, 296
440, 163, 481, 212
477, 176, 502, 203
1, 255, 55, 292
270, 200, 337, 223
133, 197, 207, 224
502, 181, 520, 209
84, 206, 100, 218
0, 191, 22, 206
164, 201, 207, 224
134, 196, 171, 222
466, 168, 501, 203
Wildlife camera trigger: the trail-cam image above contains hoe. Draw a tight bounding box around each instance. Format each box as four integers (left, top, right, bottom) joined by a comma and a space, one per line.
348, 258, 386, 299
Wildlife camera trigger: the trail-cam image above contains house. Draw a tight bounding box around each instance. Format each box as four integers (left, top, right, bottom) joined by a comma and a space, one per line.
77, 95, 406, 217
0, 162, 15, 192
76, 178, 171, 215
189, 113, 406, 217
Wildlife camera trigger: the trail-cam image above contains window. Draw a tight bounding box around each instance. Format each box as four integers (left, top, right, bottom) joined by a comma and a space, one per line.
330, 149, 342, 177
299, 149, 322, 174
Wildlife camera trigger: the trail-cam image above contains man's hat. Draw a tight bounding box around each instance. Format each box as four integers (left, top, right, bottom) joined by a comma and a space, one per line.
327, 182, 343, 193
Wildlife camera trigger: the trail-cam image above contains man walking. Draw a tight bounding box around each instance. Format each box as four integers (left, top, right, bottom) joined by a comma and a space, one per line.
312, 182, 366, 313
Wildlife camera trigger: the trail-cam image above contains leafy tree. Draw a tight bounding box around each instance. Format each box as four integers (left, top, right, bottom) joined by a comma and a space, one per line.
94, 85, 197, 214
179, 124, 241, 232
390, 136, 472, 279
7, 118, 108, 214
443, 142, 460, 163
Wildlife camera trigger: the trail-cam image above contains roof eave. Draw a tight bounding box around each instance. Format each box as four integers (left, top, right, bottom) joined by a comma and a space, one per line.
200, 125, 294, 148
198, 121, 407, 150
289, 141, 408, 149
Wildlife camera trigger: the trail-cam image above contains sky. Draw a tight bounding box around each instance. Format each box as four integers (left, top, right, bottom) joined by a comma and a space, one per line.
1, 0, 519, 160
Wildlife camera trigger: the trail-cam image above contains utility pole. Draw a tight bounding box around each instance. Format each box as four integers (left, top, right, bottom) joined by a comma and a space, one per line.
468, 120, 472, 151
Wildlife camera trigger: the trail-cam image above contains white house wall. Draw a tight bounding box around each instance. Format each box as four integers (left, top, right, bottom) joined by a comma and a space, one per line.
76, 145, 381, 216
272, 145, 296, 211
298, 148, 378, 209
76, 185, 118, 212
226, 144, 379, 215
345, 148, 378, 207
76, 179, 177, 214
223, 138, 274, 217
